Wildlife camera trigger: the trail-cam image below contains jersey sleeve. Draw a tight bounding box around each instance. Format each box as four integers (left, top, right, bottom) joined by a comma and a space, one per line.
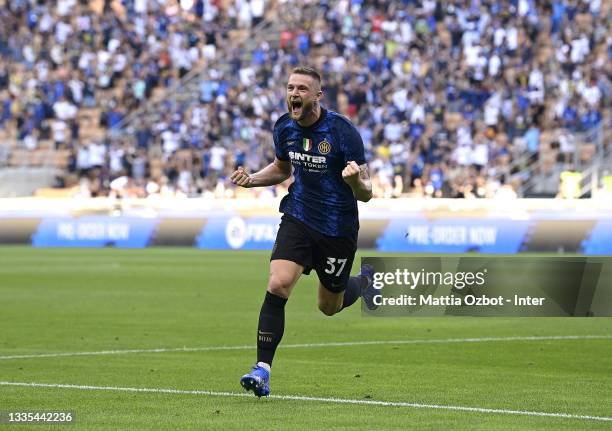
340, 122, 366, 165
273, 122, 289, 161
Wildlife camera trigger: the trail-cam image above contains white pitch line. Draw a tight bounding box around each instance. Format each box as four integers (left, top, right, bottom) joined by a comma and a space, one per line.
0, 381, 610, 422
0, 335, 610, 361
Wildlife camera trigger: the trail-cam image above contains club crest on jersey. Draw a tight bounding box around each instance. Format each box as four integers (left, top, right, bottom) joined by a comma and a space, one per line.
302, 138, 312, 151
318, 139, 331, 154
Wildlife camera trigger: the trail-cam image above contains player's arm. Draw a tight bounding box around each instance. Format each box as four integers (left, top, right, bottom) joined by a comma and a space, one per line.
342, 161, 372, 202
230, 157, 292, 188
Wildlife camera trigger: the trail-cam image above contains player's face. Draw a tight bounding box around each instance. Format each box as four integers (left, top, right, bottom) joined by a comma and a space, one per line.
286, 74, 321, 122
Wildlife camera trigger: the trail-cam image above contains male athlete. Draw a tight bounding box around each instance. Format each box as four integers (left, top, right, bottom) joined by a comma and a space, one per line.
230, 67, 375, 397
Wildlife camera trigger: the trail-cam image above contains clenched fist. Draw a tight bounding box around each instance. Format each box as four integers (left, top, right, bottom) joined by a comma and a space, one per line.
230, 166, 253, 188
342, 161, 361, 186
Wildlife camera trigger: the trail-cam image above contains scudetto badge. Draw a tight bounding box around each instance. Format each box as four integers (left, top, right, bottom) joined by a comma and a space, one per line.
318, 139, 331, 154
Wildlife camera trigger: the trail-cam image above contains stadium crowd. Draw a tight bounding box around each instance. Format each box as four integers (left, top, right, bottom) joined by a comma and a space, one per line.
0, 0, 609, 198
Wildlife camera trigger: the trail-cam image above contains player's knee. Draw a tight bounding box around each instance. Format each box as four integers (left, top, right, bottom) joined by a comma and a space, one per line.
267, 275, 292, 298
318, 301, 340, 316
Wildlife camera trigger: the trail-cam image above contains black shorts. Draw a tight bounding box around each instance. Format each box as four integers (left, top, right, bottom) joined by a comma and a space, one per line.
271, 214, 357, 293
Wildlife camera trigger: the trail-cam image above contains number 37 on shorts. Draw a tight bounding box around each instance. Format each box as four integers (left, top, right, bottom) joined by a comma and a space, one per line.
324, 257, 348, 277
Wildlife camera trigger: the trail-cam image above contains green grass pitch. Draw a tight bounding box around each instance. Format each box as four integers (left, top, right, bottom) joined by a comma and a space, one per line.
0, 247, 610, 430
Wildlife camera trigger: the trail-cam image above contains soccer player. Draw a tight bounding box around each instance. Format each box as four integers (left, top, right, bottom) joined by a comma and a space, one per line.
231, 66, 375, 397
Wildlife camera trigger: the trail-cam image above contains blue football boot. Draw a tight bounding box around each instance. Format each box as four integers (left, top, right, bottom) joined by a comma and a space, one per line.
240, 364, 270, 397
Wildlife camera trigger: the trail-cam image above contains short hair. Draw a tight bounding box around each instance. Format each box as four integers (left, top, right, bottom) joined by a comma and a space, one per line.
291, 66, 322, 88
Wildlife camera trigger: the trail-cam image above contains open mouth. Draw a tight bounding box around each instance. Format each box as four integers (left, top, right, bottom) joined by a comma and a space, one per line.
290, 99, 303, 115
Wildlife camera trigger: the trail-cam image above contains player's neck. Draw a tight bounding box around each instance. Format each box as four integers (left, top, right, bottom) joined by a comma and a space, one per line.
297, 105, 321, 128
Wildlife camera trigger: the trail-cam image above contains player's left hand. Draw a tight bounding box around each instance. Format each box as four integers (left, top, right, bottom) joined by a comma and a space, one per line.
342, 161, 360, 186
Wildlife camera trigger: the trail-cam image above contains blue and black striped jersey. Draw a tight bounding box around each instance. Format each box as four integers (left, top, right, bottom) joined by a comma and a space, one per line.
273, 108, 366, 237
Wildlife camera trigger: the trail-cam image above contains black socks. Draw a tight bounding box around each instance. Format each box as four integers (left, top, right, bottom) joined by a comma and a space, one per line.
257, 275, 366, 366
341, 275, 367, 310
256, 291, 288, 366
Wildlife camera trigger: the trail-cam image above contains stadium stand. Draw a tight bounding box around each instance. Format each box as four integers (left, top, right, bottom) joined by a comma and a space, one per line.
0, 0, 609, 198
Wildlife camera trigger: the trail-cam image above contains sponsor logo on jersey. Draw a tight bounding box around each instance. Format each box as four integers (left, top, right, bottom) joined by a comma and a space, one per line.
318, 139, 331, 154
288, 151, 326, 164
302, 138, 312, 151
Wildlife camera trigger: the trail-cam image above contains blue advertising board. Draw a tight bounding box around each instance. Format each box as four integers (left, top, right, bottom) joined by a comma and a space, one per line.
15, 213, 612, 254
195, 215, 281, 250
32, 217, 157, 248
377, 218, 531, 253
582, 220, 612, 255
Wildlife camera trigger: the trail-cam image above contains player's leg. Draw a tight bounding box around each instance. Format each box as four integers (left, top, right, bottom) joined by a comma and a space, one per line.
317, 283, 344, 315
317, 273, 369, 316
314, 233, 369, 316
258, 259, 303, 365
240, 259, 303, 397
241, 215, 313, 397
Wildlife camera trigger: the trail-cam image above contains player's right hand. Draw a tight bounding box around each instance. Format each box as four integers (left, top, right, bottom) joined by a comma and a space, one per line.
230, 166, 253, 188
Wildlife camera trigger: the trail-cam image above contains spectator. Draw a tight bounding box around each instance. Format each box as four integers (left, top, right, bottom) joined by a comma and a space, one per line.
1, 0, 609, 200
